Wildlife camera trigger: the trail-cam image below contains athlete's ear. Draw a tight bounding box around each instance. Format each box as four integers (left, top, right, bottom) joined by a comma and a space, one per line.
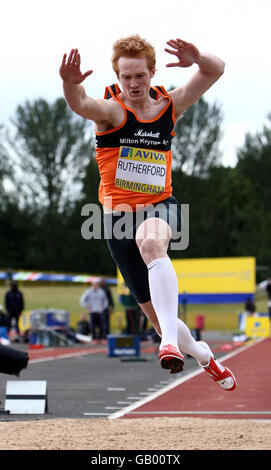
150, 65, 156, 78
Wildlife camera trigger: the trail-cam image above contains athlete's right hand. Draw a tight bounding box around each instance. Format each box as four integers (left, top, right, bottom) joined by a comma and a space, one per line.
59, 49, 93, 85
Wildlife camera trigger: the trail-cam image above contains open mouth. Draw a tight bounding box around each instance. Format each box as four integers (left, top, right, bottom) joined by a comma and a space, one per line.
130, 90, 140, 96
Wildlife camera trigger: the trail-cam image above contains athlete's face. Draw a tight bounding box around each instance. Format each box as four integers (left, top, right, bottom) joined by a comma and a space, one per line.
117, 55, 155, 103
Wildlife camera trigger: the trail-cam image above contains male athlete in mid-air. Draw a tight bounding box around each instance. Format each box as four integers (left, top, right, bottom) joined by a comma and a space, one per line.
60, 35, 236, 390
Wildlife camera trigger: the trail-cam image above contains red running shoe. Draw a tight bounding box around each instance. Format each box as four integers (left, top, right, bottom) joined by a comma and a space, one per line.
158, 344, 184, 373
198, 341, 237, 391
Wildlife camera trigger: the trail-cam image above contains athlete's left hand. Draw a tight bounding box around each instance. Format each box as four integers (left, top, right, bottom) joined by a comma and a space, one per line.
165, 38, 200, 68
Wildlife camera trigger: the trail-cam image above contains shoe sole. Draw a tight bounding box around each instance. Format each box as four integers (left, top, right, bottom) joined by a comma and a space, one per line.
160, 355, 184, 372
218, 367, 237, 391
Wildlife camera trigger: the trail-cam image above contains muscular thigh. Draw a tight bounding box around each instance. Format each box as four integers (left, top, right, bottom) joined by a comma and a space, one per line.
105, 232, 150, 304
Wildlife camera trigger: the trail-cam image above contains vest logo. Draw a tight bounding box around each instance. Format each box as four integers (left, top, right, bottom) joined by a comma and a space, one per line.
120, 146, 166, 164
134, 129, 160, 138
120, 147, 133, 158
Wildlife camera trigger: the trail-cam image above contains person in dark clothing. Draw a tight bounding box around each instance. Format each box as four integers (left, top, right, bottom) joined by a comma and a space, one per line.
244, 296, 256, 315
99, 278, 115, 337
4, 282, 24, 334
77, 313, 91, 336
119, 285, 141, 335
266, 279, 271, 321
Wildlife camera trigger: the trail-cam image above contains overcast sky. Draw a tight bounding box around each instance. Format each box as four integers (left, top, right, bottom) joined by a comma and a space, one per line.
1, 0, 270, 167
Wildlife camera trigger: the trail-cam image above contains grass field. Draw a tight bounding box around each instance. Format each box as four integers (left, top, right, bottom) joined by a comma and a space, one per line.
0, 282, 269, 334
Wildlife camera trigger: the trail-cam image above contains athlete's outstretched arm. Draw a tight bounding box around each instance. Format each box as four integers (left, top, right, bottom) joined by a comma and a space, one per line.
59, 49, 110, 122
165, 39, 225, 119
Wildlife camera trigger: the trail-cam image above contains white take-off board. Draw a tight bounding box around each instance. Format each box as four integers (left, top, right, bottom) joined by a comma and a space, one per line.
5, 380, 48, 414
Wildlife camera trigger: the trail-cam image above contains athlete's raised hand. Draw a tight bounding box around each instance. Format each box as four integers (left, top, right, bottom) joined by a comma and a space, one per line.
165, 38, 200, 68
59, 49, 93, 85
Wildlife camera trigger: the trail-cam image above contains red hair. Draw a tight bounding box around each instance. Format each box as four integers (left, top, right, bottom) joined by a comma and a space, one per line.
112, 34, 156, 76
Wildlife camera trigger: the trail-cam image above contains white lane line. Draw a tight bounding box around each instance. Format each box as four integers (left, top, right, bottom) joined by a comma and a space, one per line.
105, 406, 124, 410
108, 338, 264, 420
107, 387, 126, 391
29, 351, 91, 364
84, 412, 112, 416
108, 369, 203, 420
126, 396, 143, 400
117, 401, 132, 405
139, 392, 150, 396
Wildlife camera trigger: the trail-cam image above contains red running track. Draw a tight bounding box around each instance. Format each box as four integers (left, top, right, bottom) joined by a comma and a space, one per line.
27, 343, 157, 362
118, 338, 271, 420
28, 346, 107, 362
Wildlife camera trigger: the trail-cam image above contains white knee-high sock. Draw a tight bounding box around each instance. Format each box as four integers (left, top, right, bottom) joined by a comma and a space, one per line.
147, 257, 179, 349
177, 318, 211, 365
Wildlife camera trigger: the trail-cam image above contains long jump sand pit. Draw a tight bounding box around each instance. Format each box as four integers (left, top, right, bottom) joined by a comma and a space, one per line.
0, 416, 271, 450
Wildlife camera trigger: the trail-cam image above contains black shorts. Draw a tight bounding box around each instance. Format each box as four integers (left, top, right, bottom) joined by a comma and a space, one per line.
103, 196, 182, 304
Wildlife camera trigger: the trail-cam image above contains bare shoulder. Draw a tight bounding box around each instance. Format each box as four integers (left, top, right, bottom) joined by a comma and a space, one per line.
94, 97, 125, 132
167, 87, 186, 119
154, 94, 171, 115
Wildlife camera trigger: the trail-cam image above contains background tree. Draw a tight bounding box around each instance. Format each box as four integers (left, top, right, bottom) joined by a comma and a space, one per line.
235, 114, 271, 273
1, 98, 97, 270
0, 125, 13, 206
7, 98, 93, 212
236, 114, 271, 209
171, 96, 223, 176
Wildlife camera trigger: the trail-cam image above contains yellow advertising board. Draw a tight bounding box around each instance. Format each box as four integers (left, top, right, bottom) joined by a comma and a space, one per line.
173, 257, 255, 293
245, 316, 270, 338
117, 256, 255, 303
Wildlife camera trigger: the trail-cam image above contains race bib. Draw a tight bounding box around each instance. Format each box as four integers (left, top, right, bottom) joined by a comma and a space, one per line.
115, 146, 166, 194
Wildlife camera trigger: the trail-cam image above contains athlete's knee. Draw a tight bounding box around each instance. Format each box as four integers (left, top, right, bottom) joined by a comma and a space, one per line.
137, 236, 162, 259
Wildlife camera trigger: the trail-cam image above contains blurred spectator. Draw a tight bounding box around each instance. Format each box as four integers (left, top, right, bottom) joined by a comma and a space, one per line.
119, 284, 140, 335
99, 278, 115, 338
0, 304, 9, 343
266, 279, 271, 321
244, 296, 256, 315
258, 278, 271, 321
4, 281, 24, 336
77, 313, 91, 336
80, 279, 108, 343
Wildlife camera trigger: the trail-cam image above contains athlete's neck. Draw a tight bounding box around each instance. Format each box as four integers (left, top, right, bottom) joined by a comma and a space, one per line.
121, 92, 153, 110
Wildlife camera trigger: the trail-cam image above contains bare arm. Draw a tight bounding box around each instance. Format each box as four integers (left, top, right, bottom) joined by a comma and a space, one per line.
165, 39, 225, 119
59, 49, 113, 123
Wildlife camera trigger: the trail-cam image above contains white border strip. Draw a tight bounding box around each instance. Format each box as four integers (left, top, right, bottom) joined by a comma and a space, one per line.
108, 338, 265, 420
128, 410, 271, 415
29, 351, 91, 364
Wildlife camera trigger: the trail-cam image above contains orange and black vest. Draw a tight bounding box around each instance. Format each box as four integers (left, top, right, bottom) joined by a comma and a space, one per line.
95, 83, 176, 211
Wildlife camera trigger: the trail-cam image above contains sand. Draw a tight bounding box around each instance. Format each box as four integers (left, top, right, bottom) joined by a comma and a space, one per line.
0, 416, 270, 450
